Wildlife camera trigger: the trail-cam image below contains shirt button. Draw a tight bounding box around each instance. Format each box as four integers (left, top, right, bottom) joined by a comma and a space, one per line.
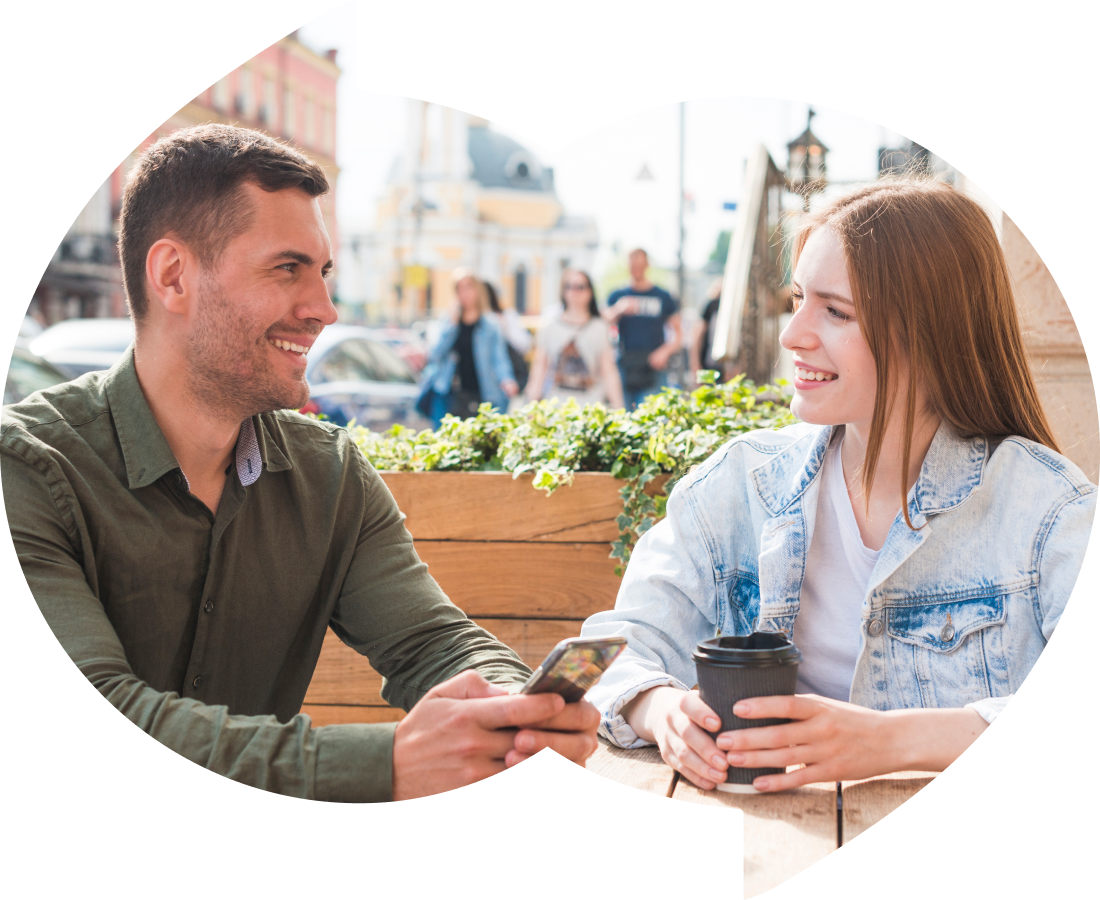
192, 675, 203, 688
940, 623, 956, 642
868, 618, 884, 636
204, 601, 214, 614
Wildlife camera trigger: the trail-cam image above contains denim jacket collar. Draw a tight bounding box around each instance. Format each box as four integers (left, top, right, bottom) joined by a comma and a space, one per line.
751, 420, 987, 521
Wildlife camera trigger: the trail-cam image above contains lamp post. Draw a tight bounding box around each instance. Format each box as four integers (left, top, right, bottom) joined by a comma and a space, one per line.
786, 107, 829, 212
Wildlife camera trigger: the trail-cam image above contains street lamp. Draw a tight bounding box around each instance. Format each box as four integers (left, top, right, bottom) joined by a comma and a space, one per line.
786, 107, 829, 211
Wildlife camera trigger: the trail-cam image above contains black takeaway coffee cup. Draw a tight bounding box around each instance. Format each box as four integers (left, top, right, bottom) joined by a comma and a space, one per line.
692, 632, 803, 793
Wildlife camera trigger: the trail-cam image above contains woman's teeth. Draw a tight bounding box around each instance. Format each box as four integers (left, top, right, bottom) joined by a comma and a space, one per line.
796, 367, 837, 382
269, 339, 308, 354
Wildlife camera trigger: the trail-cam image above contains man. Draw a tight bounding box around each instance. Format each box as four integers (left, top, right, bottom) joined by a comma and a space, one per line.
2, 125, 597, 802
603, 248, 682, 408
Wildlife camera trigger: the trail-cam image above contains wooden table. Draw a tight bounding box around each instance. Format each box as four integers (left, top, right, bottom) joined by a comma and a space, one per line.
586, 739, 935, 897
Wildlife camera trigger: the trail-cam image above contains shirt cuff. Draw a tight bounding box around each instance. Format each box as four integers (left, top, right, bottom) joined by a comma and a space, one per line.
965, 695, 1012, 725
313, 722, 398, 802
597, 673, 692, 749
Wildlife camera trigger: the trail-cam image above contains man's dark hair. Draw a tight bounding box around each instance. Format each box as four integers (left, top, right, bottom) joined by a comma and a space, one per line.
118, 124, 329, 322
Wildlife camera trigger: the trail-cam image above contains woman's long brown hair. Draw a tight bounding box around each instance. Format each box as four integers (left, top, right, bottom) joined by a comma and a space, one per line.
792, 177, 1059, 528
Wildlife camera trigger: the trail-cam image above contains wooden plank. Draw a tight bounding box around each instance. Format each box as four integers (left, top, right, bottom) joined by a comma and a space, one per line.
584, 738, 677, 797
381, 471, 668, 543
672, 777, 838, 898
416, 540, 620, 619
841, 771, 936, 844
301, 704, 406, 726
303, 619, 586, 707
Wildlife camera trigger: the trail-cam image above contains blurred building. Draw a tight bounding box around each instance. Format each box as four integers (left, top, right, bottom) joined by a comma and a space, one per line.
30, 31, 339, 326
360, 102, 598, 324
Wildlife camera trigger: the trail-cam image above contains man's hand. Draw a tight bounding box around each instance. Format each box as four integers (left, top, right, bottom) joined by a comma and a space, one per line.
392, 670, 566, 801
647, 346, 672, 371
505, 697, 600, 768
718, 694, 989, 791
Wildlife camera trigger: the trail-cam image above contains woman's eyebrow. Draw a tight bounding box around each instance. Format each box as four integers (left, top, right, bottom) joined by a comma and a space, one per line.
810, 288, 855, 305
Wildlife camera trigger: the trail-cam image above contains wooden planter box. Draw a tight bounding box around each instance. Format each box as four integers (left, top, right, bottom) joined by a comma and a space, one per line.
301, 471, 646, 725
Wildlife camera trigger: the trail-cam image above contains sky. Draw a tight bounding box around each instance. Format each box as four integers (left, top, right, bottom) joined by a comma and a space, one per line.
299, 3, 908, 279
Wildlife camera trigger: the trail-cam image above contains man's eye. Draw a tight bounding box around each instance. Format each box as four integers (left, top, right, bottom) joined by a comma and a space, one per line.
279, 263, 296, 273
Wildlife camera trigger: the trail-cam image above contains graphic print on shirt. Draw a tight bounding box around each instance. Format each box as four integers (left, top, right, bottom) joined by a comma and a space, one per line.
554, 339, 594, 392
624, 296, 665, 317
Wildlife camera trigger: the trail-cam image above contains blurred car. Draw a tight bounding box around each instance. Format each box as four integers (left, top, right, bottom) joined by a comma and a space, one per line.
28, 317, 135, 378
5, 346, 70, 405
363, 326, 428, 374
16, 315, 44, 348
302, 324, 429, 430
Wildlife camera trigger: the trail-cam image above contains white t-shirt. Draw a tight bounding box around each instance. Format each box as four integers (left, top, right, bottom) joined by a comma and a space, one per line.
794, 434, 880, 701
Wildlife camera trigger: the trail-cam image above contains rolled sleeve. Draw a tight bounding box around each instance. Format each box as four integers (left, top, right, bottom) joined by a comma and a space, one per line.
965, 695, 1011, 725
580, 478, 720, 748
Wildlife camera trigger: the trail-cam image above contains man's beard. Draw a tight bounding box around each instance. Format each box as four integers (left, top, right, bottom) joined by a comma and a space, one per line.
187, 276, 314, 420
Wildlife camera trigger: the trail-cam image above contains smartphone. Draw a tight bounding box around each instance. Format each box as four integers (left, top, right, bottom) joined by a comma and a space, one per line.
519, 637, 628, 703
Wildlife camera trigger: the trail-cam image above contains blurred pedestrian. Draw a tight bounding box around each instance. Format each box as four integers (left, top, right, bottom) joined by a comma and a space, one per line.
417, 269, 517, 427
603, 248, 681, 408
688, 277, 733, 384
484, 280, 531, 392
526, 269, 624, 409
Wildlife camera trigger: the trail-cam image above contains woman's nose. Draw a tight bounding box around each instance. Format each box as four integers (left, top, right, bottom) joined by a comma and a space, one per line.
779, 305, 815, 352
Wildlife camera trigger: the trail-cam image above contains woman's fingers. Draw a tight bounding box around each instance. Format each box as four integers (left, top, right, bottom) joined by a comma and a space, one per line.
680, 692, 723, 733
717, 719, 815, 753
661, 732, 724, 789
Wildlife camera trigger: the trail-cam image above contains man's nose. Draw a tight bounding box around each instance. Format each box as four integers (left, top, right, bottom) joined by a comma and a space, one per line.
297, 273, 339, 326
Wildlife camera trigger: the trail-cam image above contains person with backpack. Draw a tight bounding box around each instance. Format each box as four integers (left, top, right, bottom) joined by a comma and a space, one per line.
525, 269, 624, 409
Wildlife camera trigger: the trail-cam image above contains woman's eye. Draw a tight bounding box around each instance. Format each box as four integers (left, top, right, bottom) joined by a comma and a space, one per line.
827, 306, 852, 322
790, 291, 804, 310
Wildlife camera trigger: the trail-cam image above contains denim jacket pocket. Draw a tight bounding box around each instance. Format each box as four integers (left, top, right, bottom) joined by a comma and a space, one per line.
718, 572, 760, 636
884, 594, 1006, 707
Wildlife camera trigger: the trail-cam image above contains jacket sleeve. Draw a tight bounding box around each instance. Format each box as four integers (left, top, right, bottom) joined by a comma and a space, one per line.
580, 479, 720, 748
966, 482, 1095, 726
2, 443, 398, 803
488, 319, 516, 385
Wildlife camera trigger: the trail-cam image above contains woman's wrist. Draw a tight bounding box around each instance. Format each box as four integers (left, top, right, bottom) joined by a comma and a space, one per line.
885, 707, 989, 772
621, 685, 683, 744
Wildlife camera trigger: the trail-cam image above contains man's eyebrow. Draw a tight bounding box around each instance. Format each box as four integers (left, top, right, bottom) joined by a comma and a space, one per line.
265, 250, 333, 270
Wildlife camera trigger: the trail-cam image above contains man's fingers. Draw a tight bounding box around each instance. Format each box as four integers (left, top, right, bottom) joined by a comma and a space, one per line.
524, 699, 600, 733
512, 728, 598, 764
468, 691, 566, 731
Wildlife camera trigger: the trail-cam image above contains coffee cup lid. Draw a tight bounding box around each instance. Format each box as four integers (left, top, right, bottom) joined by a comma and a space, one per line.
692, 632, 803, 667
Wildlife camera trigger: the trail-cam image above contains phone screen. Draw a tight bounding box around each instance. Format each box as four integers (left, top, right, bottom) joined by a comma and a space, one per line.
521, 638, 626, 702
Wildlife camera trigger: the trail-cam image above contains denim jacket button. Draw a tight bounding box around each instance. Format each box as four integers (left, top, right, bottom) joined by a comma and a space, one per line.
868, 618, 884, 636
940, 623, 956, 642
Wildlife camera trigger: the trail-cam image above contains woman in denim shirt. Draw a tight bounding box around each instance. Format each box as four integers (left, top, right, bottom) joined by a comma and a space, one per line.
418, 269, 518, 427
581, 179, 1096, 792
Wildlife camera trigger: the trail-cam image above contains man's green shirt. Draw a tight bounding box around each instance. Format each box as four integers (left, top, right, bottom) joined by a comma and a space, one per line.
1, 349, 530, 801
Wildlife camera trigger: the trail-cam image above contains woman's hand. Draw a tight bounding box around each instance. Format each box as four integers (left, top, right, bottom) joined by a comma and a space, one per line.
718, 694, 989, 791
501, 378, 519, 398
622, 686, 730, 790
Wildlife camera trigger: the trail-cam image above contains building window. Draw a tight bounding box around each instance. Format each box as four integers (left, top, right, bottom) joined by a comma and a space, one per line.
262, 78, 276, 126
304, 96, 315, 147
283, 87, 296, 139
514, 264, 527, 314
237, 68, 253, 118
212, 77, 230, 112
323, 107, 334, 155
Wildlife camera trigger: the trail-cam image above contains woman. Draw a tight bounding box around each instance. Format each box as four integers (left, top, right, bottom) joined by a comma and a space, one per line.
418, 269, 518, 428
526, 270, 624, 409
581, 178, 1095, 792
484, 280, 532, 394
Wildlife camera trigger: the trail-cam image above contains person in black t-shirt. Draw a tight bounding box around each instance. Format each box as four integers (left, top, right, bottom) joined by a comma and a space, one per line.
603, 248, 681, 409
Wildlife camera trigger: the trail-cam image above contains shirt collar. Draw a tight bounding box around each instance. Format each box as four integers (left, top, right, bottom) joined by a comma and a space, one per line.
752, 420, 986, 517
105, 345, 277, 490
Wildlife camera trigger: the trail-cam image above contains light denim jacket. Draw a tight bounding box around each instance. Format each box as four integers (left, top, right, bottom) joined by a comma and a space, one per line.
582, 421, 1096, 749
422, 316, 516, 411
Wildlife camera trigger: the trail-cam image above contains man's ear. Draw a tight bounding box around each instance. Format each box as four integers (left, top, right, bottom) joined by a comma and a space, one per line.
145, 237, 198, 316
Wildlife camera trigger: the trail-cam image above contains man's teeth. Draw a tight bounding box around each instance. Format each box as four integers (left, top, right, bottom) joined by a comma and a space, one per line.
269, 339, 308, 355
796, 367, 837, 382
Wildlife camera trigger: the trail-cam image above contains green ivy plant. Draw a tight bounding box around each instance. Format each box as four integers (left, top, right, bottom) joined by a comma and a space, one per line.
349, 372, 795, 575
